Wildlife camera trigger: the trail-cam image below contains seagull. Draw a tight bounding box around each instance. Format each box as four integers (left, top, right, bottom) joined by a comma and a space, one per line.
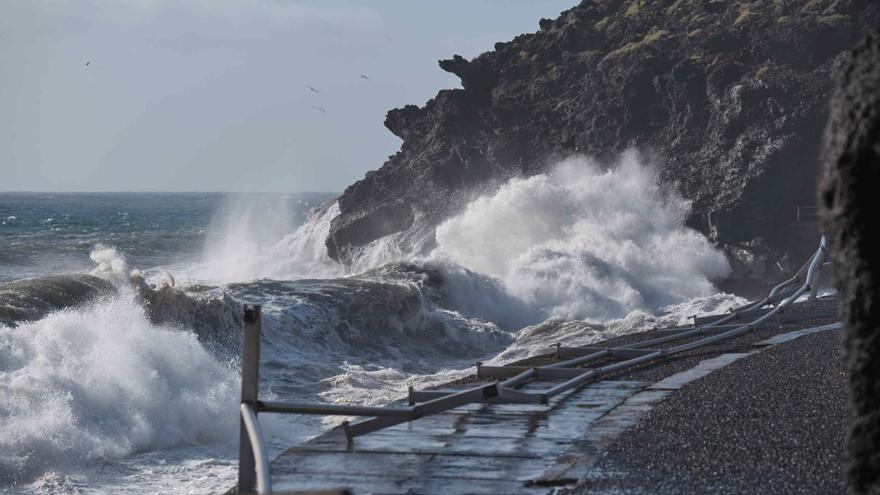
360, 74, 368, 80
312, 105, 327, 114
307, 85, 319, 93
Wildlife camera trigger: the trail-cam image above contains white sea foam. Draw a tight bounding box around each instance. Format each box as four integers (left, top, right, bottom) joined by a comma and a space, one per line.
88, 244, 132, 284
431, 152, 732, 321
488, 292, 747, 364
0, 291, 239, 482
182, 152, 735, 331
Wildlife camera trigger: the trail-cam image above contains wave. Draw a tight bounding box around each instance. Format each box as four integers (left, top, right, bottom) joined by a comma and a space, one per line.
489, 292, 747, 364
0, 274, 115, 327
177, 152, 732, 329
0, 291, 239, 484
0, 152, 747, 491
223, 264, 515, 375
430, 152, 732, 321
178, 199, 344, 285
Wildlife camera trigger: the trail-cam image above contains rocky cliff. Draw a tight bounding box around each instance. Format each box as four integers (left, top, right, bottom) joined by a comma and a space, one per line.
327, 0, 879, 289
820, 30, 880, 493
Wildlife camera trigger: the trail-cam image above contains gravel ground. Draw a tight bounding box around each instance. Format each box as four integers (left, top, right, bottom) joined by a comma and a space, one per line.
579, 328, 847, 494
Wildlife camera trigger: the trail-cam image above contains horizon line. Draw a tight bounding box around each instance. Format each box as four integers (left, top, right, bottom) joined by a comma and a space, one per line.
0, 190, 342, 195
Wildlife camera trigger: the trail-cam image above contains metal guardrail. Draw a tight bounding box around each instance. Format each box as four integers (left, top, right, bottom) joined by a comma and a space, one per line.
237, 237, 828, 494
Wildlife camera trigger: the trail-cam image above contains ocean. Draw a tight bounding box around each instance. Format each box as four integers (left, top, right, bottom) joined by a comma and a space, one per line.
0, 157, 746, 494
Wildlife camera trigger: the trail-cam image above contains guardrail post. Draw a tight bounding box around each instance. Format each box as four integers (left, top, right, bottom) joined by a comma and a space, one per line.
809, 239, 827, 301
239, 304, 261, 494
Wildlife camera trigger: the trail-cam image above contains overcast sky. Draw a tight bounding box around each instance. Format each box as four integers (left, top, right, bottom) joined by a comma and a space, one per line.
1, 0, 575, 192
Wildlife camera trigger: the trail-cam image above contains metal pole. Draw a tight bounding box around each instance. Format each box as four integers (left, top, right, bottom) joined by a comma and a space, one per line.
239, 304, 261, 494
240, 403, 272, 495
808, 241, 826, 300
259, 400, 419, 418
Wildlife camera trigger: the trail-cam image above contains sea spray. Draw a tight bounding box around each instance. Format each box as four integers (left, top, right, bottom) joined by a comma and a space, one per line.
200, 193, 298, 282
188, 152, 735, 327
488, 291, 747, 364
432, 152, 732, 320
266, 201, 345, 280
0, 182, 743, 492
88, 244, 132, 284
185, 199, 344, 284
0, 291, 239, 482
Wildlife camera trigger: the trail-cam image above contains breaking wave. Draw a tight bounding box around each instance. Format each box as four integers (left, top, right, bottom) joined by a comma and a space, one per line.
0, 153, 743, 491
0, 291, 239, 483
0, 275, 115, 327
431, 153, 732, 321
180, 199, 343, 285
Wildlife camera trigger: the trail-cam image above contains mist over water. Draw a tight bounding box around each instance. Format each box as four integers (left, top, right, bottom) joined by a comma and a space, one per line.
185, 196, 343, 284
201, 194, 297, 282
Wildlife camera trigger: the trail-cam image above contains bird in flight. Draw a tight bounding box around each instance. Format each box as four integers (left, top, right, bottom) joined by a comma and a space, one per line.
312, 106, 327, 114
360, 74, 369, 80
85, 61, 90, 66
307, 85, 319, 93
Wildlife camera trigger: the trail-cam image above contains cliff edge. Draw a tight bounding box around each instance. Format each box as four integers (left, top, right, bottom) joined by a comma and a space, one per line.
327, 0, 878, 289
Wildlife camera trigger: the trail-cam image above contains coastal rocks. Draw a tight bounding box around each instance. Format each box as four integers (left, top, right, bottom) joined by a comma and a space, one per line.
326, 0, 879, 289
819, 31, 880, 494
719, 238, 789, 296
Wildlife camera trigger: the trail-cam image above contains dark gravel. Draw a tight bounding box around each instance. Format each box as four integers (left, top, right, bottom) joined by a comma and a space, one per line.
581, 329, 847, 494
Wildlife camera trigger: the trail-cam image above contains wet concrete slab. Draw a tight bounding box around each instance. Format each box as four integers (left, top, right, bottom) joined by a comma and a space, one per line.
271, 380, 648, 494
270, 367, 751, 493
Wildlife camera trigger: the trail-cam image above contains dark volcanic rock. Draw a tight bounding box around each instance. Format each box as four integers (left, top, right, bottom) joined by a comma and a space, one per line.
327, 0, 879, 280
819, 31, 880, 494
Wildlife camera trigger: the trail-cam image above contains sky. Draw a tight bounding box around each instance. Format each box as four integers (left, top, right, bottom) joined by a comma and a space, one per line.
0, 0, 576, 193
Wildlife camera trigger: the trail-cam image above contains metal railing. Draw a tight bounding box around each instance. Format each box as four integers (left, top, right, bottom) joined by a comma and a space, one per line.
237, 237, 828, 493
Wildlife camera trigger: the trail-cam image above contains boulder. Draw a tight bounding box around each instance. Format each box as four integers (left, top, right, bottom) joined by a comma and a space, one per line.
819, 30, 880, 494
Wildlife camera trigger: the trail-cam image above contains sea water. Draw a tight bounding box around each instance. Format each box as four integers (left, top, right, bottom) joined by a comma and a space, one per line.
0, 155, 744, 494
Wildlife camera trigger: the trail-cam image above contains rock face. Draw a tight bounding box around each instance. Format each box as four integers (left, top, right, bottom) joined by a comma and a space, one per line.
326, 0, 878, 283
819, 31, 880, 494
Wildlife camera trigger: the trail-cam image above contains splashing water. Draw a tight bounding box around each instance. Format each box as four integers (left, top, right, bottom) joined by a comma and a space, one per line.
88, 244, 132, 284
200, 194, 298, 282
183, 198, 343, 284
0, 291, 239, 483
0, 155, 744, 492
432, 152, 732, 321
